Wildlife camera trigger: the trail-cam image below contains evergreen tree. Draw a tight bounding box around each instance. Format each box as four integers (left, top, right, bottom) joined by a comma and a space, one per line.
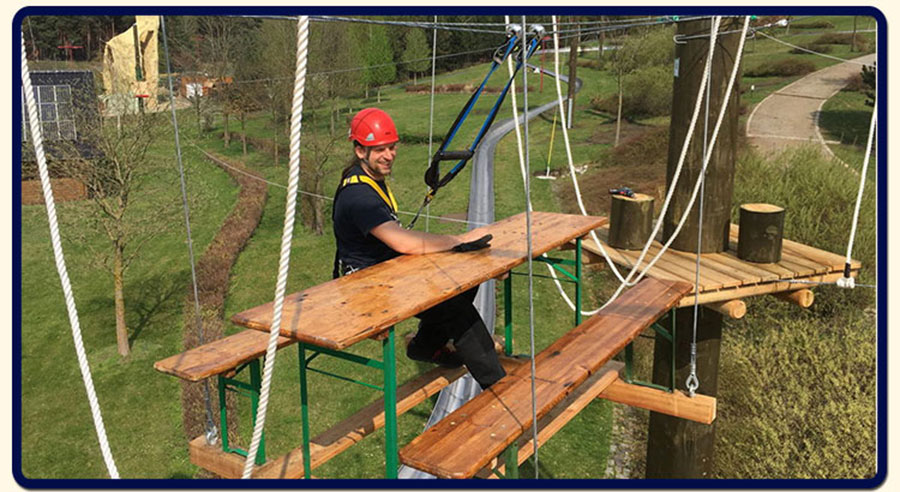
401, 28, 431, 85
364, 25, 396, 102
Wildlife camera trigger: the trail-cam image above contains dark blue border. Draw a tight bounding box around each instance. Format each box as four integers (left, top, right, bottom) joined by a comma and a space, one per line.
12, 5, 887, 489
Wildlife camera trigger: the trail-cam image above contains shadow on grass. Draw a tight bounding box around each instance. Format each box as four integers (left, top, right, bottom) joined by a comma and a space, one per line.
127, 271, 189, 346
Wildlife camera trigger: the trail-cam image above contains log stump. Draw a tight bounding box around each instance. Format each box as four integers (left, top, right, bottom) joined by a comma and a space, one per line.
737, 203, 785, 263
608, 193, 654, 250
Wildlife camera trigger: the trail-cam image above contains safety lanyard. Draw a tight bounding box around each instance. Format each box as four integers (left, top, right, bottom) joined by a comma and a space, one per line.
407, 25, 543, 230
341, 174, 398, 213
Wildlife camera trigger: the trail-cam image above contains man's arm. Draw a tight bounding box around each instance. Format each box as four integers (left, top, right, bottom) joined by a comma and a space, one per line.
370, 221, 465, 254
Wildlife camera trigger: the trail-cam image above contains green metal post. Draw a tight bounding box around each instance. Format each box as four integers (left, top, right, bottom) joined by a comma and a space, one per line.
504, 274, 513, 356
624, 343, 634, 383
382, 328, 399, 478
217, 375, 229, 453
298, 343, 312, 479
575, 237, 583, 326
505, 442, 519, 479
248, 359, 266, 465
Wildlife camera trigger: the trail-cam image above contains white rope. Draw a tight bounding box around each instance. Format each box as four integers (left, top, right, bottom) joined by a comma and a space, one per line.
838, 92, 877, 289
521, 16, 540, 478
543, 17, 727, 316
505, 15, 528, 198
21, 33, 119, 479
242, 15, 309, 478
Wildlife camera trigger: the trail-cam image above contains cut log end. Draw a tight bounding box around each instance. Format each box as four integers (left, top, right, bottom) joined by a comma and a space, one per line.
737, 203, 785, 263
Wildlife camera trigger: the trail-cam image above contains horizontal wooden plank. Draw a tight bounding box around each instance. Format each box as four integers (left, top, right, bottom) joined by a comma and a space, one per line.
232, 212, 608, 349
399, 278, 691, 479
154, 330, 295, 381
479, 361, 625, 479
677, 271, 855, 307
598, 379, 716, 425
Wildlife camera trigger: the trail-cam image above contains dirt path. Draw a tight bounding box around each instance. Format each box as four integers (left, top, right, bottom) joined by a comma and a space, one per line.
745, 53, 875, 155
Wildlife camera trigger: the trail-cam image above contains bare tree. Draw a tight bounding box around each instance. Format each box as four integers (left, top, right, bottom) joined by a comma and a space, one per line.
61, 111, 174, 356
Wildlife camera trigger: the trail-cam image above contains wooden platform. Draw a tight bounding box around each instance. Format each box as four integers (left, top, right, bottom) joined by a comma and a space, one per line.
232, 212, 607, 349
399, 278, 692, 479
581, 223, 859, 307
154, 330, 295, 381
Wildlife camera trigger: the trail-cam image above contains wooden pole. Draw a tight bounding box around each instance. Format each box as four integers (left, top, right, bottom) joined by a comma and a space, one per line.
646, 17, 741, 479
566, 17, 580, 129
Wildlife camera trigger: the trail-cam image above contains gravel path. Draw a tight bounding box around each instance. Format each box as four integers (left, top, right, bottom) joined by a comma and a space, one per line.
745, 53, 875, 155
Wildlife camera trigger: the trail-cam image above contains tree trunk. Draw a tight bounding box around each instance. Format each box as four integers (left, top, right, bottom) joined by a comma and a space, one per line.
114, 243, 130, 357
377, 87, 382, 103
240, 112, 247, 155
615, 77, 624, 147
223, 111, 230, 147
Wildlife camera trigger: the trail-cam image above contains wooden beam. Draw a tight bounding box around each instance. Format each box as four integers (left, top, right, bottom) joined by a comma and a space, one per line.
598, 378, 716, 425
772, 288, 814, 308
706, 299, 746, 319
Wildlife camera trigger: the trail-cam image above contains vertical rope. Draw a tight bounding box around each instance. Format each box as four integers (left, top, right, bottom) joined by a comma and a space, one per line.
839, 94, 877, 289
505, 15, 528, 195
521, 16, 540, 478
21, 33, 119, 478
242, 15, 309, 478
426, 15, 438, 232
159, 14, 219, 445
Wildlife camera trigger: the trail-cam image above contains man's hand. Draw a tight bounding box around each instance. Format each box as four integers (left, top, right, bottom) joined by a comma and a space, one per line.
452, 234, 493, 252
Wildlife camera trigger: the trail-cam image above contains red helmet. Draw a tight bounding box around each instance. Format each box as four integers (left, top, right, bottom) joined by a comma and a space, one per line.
349, 108, 399, 147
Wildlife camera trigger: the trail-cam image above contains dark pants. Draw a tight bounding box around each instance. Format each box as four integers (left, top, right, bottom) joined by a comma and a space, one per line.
412, 287, 506, 389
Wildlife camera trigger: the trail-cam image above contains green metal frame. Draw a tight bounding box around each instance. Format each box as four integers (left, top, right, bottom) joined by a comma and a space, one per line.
297, 327, 398, 478
216, 358, 267, 465
623, 308, 678, 392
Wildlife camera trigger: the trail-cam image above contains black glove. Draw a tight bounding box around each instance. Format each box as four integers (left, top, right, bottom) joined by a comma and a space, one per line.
452, 234, 493, 252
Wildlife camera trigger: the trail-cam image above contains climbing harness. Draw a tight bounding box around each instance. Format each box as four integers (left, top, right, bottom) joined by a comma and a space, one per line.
406, 23, 545, 230
330, 173, 400, 279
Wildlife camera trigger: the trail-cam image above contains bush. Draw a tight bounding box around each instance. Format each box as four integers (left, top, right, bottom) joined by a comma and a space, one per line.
814, 32, 871, 51
790, 20, 835, 29
791, 42, 833, 55
744, 59, 817, 77
622, 66, 672, 118
842, 72, 865, 92
609, 126, 669, 167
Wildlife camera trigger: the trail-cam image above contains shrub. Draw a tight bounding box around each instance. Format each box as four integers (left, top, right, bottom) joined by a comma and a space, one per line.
791, 42, 833, 54
744, 59, 817, 77
609, 126, 669, 167
622, 66, 673, 118
790, 20, 835, 29
814, 32, 871, 51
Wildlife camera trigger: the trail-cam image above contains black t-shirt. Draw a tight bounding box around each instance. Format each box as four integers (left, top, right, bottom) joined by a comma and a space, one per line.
333, 165, 401, 273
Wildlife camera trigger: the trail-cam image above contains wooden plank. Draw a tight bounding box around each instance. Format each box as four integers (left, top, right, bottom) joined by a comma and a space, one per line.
729, 224, 859, 269
728, 235, 831, 275
719, 250, 797, 278
232, 212, 607, 349
700, 251, 782, 284
660, 247, 746, 289
154, 330, 295, 382
677, 271, 854, 307
479, 361, 625, 479
598, 378, 717, 425
618, 247, 724, 291
399, 278, 692, 479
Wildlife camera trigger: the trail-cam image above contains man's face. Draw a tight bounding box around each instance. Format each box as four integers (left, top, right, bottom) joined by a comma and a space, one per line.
356, 143, 397, 180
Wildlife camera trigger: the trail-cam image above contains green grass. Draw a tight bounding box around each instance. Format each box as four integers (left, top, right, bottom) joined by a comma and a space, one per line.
819, 89, 876, 177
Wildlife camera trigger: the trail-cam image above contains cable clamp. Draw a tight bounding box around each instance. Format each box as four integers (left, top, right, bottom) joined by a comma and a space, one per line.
205, 424, 219, 446
836, 276, 856, 289
673, 34, 687, 45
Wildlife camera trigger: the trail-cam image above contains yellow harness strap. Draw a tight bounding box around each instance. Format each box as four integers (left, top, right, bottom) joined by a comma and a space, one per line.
341, 174, 398, 213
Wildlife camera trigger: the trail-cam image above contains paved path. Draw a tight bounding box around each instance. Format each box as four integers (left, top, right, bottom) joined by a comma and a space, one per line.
746, 53, 875, 155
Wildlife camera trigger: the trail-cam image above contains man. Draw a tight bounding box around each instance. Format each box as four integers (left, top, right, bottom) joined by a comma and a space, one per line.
332, 108, 505, 389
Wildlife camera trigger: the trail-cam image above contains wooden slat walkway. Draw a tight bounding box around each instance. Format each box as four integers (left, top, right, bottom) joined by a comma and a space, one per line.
399, 278, 692, 479
232, 212, 607, 349
581, 223, 860, 307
